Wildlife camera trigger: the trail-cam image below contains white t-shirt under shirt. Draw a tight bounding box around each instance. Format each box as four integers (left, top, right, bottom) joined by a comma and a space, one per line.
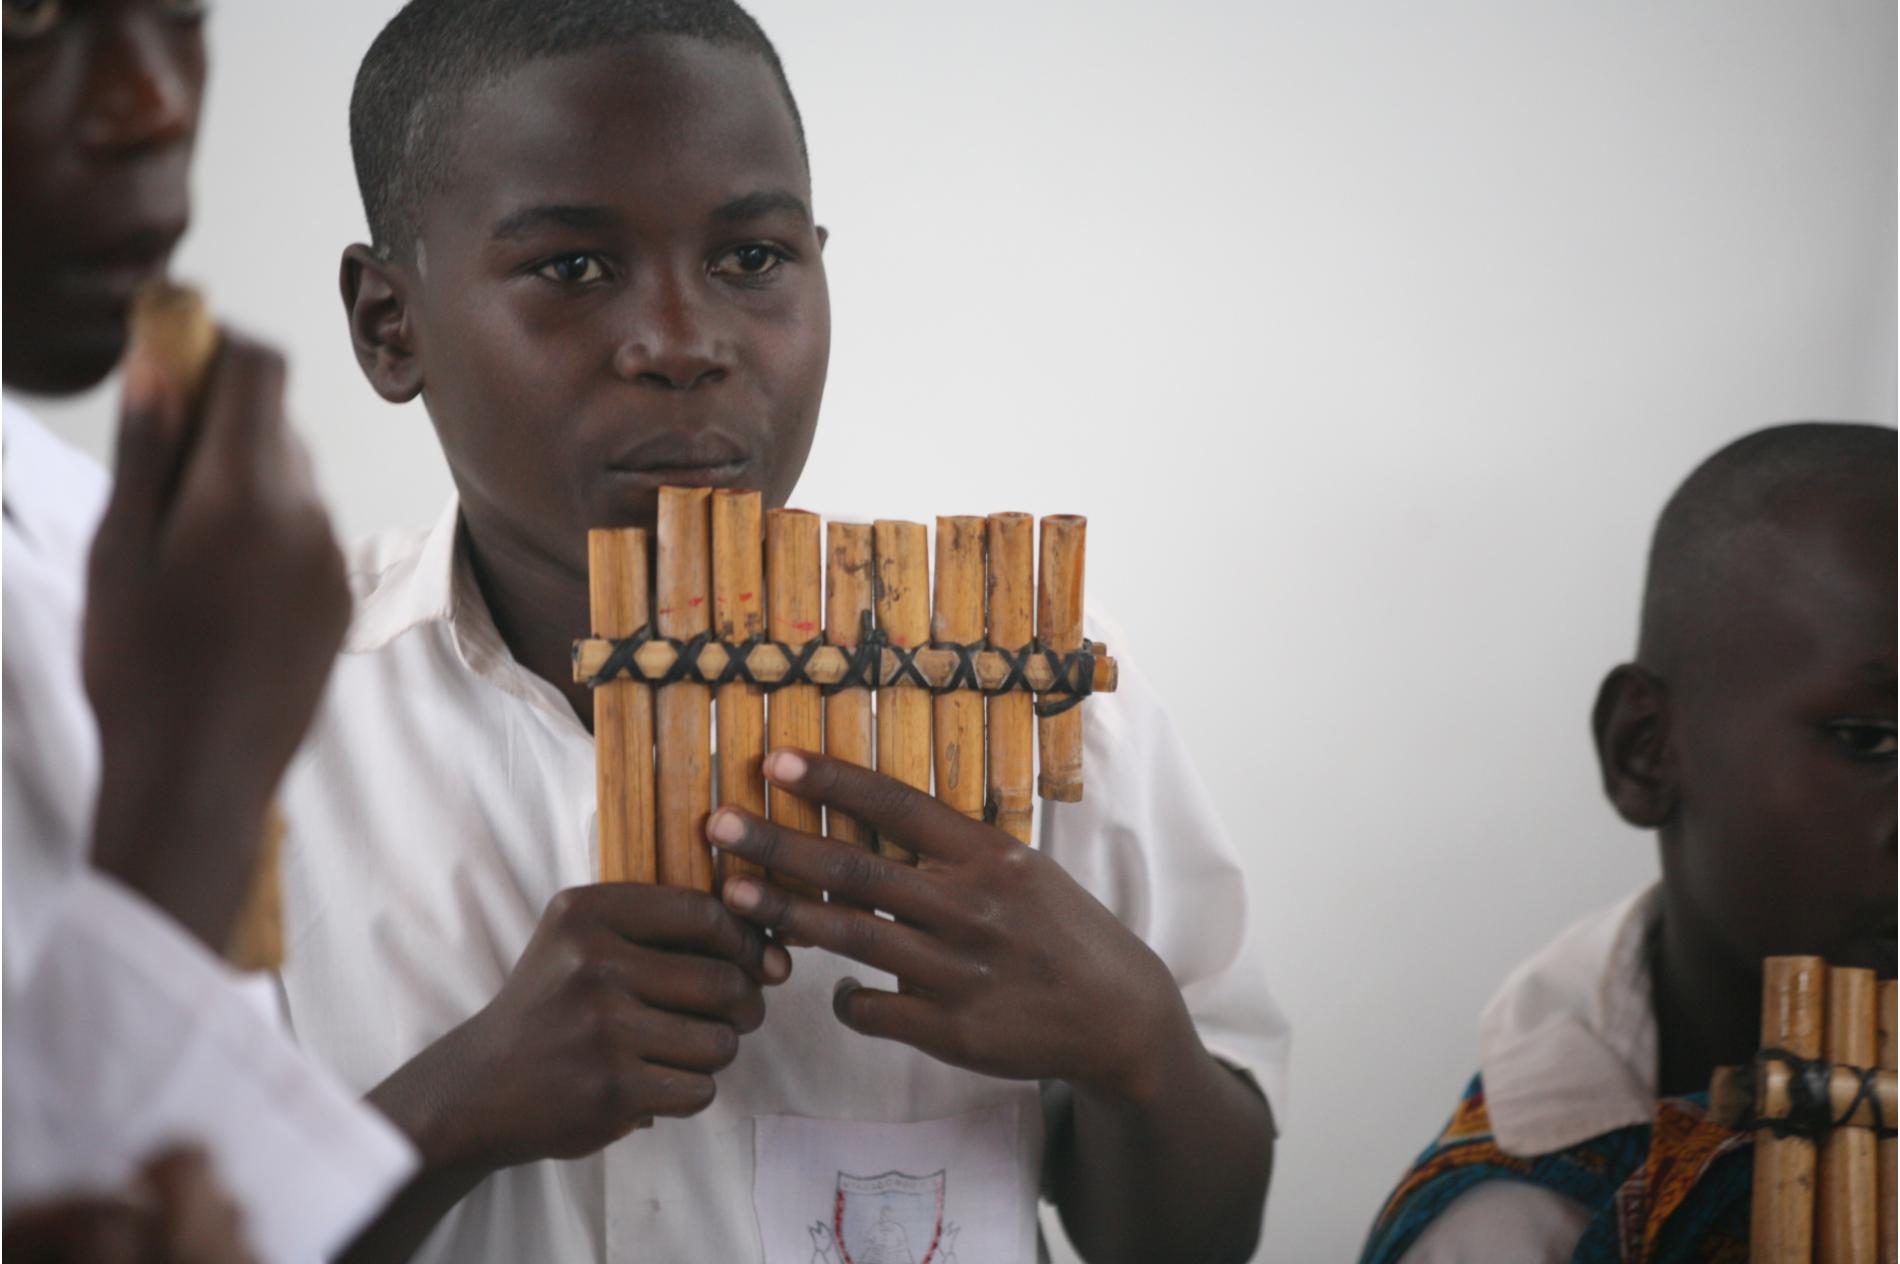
1, 401, 415, 1262
1397, 886, 1662, 1263
277, 498, 1290, 1264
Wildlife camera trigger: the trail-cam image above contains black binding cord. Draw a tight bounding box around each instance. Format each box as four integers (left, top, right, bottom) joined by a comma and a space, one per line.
1033, 638, 1098, 718
1749, 1049, 1841, 1140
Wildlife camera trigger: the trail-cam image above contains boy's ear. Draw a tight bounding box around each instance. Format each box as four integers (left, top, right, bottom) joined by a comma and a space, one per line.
1591, 663, 1678, 829
339, 243, 423, 403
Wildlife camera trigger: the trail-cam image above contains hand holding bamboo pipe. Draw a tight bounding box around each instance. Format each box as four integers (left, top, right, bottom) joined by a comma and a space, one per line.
83, 281, 349, 961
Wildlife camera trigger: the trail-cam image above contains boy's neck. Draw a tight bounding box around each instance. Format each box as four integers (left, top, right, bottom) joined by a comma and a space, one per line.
1649, 890, 1761, 1099
459, 514, 597, 729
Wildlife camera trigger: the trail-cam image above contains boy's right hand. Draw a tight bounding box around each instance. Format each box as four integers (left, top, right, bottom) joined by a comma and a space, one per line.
371, 884, 791, 1172
83, 334, 351, 951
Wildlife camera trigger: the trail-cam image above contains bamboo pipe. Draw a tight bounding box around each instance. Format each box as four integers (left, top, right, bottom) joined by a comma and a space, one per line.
130, 281, 288, 972
823, 522, 876, 854
765, 509, 823, 902
1819, 967, 1878, 1264
1035, 515, 1086, 802
873, 520, 931, 863
655, 488, 715, 892
589, 528, 656, 884
573, 637, 1115, 695
932, 517, 987, 821
711, 490, 767, 886
1880, 980, 1896, 1264
1754, 956, 1826, 1264
985, 513, 1035, 844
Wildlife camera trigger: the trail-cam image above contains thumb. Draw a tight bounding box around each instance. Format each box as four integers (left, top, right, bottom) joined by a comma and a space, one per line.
101, 349, 188, 533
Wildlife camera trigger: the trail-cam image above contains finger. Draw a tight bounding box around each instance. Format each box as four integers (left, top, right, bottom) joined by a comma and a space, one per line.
178, 335, 287, 500
554, 884, 786, 985
143, 1147, 251, 1264
831, 975, 959, 1053
597, 939, 766, 1032
100, 350, 189, 532
721, 874, 965, 991
617, 1007, 744, 1074
708, 808, 959, 925
636, 1065, 720, 1118
763, 749, 991, 864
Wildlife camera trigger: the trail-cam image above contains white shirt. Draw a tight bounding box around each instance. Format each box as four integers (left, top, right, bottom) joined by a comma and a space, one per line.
1399, 886, 1661, 1264
278, 498, 1289, 1264
1, 401, 415, 1261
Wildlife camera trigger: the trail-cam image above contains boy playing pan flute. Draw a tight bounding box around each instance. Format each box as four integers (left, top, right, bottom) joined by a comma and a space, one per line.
1360, 423, 1895, 1263
279, 3, 1285, 1260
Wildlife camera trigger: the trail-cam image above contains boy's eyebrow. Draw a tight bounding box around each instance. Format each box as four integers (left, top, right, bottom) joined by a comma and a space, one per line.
709, 189, 811, 226
490, 204, 619, 241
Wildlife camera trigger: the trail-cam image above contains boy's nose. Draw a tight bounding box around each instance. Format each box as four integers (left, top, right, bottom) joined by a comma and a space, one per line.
75, 16, 199, 154
613, 278, 732, 391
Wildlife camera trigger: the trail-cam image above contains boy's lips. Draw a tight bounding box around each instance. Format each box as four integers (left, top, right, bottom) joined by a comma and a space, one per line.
607, 431, 753, 487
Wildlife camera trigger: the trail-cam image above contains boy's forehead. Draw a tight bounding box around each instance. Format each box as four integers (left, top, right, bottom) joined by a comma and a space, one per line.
430, 38, 808, 235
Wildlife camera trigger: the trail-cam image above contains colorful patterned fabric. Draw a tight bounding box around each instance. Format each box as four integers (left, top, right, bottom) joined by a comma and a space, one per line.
1360, 1075, 1752, 1264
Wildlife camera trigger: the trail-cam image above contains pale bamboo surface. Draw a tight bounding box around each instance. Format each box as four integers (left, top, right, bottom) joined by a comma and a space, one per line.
573, 636, 1115, 695
130, 281, 291, 972
656, 488, 715, 892
589, 528, 656, 884
765, 509, 823, 900
712, 491, 767, 885
823, 522, 876, 852
932, 516, 987, 820
1819, 967, 1878, 1264
1036, 515, 1087, 802
985, 513, 1035, 844
1754, 956, 1826, 1264
1881, 980, 1897, 1264
873, 520, 931, 863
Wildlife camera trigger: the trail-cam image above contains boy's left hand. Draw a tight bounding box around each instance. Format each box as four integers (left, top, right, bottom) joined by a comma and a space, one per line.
708, 749, 1195, 1104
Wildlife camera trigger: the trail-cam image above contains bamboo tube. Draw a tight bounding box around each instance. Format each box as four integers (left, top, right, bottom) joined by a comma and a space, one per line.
1819, 967, 1879, 1264
824, 523, 876, 853
589, 528, 656, 885
130, 281, 287, 972
573, 636, 1115, 695
985, 513, 1035, 844
765, 509, 823, 901
655, 488, 715, 893
873, 520, 931, 863
711, 491, 767, 886
1881, 980, 1896, 1264
932, 517, 987, 821
1035, 515, 1087, 802
1754, 956, 1827, 1264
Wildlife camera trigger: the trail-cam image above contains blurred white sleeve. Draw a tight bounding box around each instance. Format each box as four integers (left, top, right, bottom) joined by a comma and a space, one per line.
3, 866, 416, 1263
1394, 1181, 1590, 1263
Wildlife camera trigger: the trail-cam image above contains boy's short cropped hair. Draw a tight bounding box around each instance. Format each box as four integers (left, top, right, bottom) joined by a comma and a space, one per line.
349, 0, 807, 259
1638, 421, 1895, 674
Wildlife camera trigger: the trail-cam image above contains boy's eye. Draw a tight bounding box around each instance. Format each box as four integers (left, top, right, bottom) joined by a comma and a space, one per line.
536, 254, 609, 285
1827, 721, 1897, 759
713, 244, 785, 279
3, 0, 63, 39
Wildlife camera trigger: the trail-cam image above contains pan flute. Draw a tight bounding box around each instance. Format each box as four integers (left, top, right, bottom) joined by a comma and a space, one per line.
574, 487, 1117, 892
1707, 957, 1898, 1263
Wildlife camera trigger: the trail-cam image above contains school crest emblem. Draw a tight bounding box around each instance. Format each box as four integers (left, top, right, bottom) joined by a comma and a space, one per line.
832, 1169, 946, 1264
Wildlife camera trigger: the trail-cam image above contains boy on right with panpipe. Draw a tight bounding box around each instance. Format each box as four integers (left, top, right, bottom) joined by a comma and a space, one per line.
1361, 422, 1895, 1263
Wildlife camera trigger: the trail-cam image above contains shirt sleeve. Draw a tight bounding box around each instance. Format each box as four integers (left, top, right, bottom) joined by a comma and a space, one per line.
3, 868, 416, 1263
1394, 1181, 1591, 1264
1039, 614, 1291, 1124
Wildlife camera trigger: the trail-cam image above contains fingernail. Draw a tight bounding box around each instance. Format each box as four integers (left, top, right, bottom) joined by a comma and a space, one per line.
833, 976, 861, 1004
763, 944, 791, 983
726, 878, 762, 912
765, 750, 807, 782
707, 810, 745, 845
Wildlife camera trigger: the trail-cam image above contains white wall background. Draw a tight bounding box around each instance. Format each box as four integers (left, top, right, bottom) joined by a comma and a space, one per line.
25, 2, 1895, 1258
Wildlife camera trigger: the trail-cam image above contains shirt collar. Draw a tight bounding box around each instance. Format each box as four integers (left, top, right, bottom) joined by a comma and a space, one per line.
344, 496, 584, 732
1477, 883, 1662, 1157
